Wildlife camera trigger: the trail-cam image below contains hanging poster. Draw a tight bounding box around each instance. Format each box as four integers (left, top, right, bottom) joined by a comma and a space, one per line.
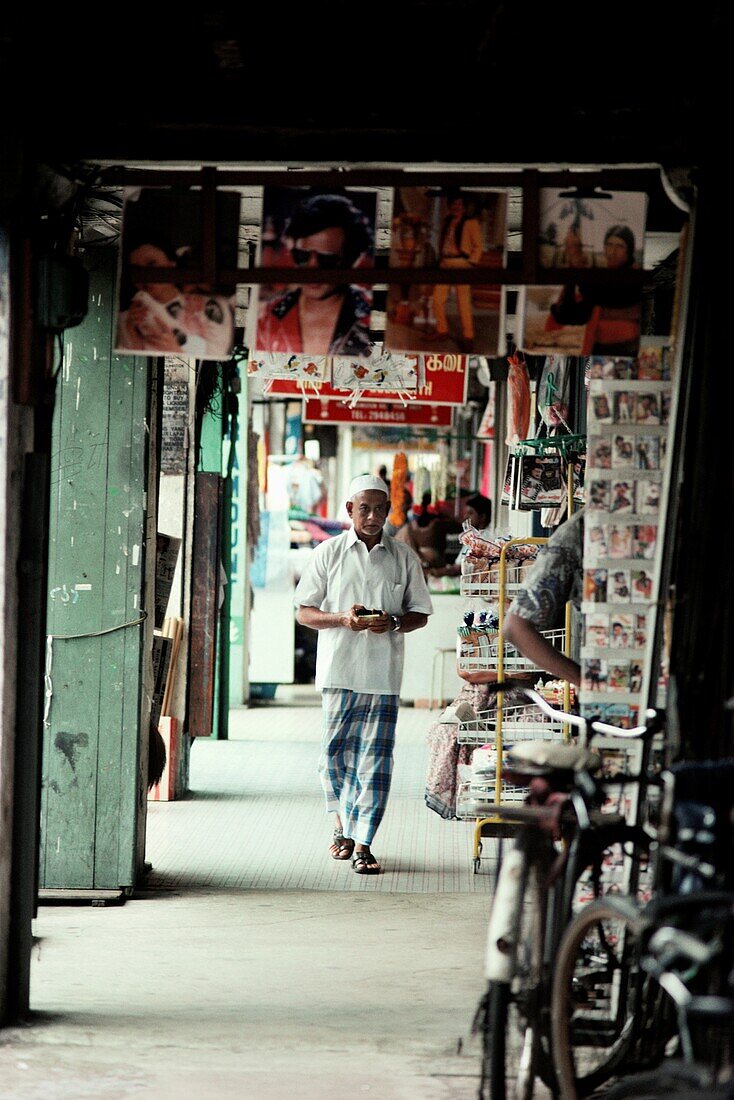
384, 187, 507, 356
331, 349, 420, 392
247, 352, 329, 384
519, 187, 648, 358
114, 187, 240, 359
263, 352, 468, 405
537, 188, 647, 270
251, 186, 377, 356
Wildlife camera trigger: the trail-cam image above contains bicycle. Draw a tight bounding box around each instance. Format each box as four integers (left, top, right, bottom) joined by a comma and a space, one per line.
550, 758, 734, 1099
601, 901, 734, 1097
469, 684, 663, 1100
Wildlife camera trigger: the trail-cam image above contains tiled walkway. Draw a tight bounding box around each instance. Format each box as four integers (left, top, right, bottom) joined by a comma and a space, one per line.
147, 692, 499, 894
0, 694, 534, 1099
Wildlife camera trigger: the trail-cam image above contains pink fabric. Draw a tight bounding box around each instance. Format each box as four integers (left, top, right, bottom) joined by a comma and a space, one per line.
425, 682, 496, 820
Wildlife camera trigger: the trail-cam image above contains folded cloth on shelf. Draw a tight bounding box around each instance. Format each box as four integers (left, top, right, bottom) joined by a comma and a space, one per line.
437, 701, 479, 724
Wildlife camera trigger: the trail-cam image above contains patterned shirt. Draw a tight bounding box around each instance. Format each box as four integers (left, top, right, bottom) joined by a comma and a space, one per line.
508, 509, 584, 630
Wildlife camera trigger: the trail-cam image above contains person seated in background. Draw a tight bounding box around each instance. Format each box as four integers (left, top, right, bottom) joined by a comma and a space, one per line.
425, 492, 492, 578
394, 492, 463, 569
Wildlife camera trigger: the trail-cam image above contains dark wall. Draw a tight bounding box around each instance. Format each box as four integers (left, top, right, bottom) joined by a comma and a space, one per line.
664, 168, 734, 759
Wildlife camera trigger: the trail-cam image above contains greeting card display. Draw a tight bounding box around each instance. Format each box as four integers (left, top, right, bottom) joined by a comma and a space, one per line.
580, 341, 674, 716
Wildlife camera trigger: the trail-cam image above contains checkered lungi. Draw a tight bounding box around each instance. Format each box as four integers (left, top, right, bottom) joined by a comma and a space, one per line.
319, 688, 399, 846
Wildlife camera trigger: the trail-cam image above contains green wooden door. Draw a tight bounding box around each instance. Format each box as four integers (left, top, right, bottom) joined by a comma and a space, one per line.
40, 249, 150, 892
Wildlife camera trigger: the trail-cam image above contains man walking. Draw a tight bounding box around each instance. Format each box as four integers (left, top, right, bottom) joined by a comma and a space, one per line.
294, 474, 433, 874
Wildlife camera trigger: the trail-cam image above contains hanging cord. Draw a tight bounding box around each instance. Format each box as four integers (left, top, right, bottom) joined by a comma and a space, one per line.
43, 611, 148, 728
48, 610, 148, 641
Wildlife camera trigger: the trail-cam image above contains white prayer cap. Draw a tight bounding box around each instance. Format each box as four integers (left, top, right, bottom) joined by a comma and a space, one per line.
347, 474, 389, 500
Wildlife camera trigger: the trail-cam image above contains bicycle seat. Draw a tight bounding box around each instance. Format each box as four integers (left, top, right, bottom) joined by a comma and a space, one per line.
506, 741, 601, 776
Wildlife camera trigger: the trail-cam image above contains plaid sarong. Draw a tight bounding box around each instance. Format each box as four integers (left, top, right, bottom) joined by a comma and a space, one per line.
319, 689, 399, 846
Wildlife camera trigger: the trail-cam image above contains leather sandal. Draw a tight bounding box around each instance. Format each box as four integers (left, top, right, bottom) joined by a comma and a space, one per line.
352, 850, 381, 875
328, 830, 354, 860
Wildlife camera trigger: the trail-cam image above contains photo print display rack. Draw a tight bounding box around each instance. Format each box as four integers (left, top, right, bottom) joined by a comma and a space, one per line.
580, 340, 675, 747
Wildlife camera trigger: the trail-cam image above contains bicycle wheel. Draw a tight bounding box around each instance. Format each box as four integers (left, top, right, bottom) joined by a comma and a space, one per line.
603, 1059, 731, 1097
477, 865, 552, 1099
550, 896, 645, 1098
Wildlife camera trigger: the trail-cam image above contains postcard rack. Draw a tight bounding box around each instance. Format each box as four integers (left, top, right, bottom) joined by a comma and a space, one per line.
457, 536, 573, 872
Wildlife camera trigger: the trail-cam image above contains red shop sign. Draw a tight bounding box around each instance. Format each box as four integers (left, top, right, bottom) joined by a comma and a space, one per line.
303, 399, 453, 427
266, 354, 468, 406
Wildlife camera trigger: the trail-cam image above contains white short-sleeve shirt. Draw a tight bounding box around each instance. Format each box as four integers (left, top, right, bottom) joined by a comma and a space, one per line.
294, 528, 434, 694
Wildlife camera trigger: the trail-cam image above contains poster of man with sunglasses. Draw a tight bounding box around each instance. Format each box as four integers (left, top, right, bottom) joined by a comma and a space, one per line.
253, 187, 377, 357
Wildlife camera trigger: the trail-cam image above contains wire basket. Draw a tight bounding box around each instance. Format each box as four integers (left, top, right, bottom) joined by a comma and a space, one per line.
459, 560, 531, 601
456, 774, 528, 817
456, 702, 567, 746
455, 698, 568, 817
457, 627, 566, 673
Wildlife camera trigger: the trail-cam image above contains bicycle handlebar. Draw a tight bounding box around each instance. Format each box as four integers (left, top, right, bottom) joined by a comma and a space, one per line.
486, 682, 664, 744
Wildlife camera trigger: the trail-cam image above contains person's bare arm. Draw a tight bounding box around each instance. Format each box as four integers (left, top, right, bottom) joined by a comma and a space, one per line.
296, 605, 427, 636
296, 604, 376, 632
394, 611, 428, 634
503, 612, 581, 686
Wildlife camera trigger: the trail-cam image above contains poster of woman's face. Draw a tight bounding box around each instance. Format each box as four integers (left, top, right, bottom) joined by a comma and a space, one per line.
632, 569, 654, 601
611, 570, 631, 602
114, 186, 240, 359
590, 393, 613, 424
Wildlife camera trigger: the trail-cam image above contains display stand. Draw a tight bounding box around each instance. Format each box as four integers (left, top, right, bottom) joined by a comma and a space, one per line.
456, 537, 573, 872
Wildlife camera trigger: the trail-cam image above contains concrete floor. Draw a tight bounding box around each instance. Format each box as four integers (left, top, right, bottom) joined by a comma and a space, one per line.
0, 692, 508, 1099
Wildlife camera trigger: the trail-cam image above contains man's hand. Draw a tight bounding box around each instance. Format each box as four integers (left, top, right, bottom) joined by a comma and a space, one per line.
366, 611, 391, 634
346, 604, 382, 631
